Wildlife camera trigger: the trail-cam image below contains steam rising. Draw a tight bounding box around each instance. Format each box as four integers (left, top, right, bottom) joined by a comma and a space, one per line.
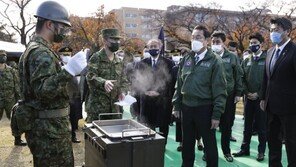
130, 62, 172, 95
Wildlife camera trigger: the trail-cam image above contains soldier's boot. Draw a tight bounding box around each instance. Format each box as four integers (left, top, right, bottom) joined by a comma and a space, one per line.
14, 136, 27, 146
71, 131, 81, 143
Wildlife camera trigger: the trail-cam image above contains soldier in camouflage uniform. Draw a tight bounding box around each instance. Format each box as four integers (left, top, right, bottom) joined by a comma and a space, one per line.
86, 28, 129, 122
0, 50, 26, 146
18, 1, 87, 166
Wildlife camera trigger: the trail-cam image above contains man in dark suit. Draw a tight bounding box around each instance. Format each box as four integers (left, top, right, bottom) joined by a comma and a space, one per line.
136, 39, 174, 142
261, 17, 296, 167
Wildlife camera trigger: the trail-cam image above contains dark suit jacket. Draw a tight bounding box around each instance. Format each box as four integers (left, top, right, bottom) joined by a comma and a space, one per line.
135, 56, 175, 126
261, 40, 296, 115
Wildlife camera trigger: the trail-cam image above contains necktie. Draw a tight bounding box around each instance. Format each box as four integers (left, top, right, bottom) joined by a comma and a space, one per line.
270, 49, 281, 73
195, 56, 200, 65
152, 59, 156, 69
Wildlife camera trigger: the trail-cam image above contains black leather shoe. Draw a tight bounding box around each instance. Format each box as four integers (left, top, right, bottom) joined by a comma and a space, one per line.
197, 144, 204, 151
14, 139, 27, 146
256, 153, 264, 161
224, 154, 234, 162
232, 150, 250, 157
230, 136, 237, 142
177, 145, 182, 152
72, 138, 81, 143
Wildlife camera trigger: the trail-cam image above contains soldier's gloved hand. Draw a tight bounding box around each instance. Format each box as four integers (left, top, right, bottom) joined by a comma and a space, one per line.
64, 50, 87, 76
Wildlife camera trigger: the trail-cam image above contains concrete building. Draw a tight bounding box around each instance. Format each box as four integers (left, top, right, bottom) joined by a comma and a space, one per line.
111, 7, 164, 42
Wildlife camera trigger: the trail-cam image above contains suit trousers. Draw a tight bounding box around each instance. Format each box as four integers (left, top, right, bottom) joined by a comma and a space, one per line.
220, 92, 235, 155
267, 108, 296, 167
241, 99, 267, 154
181, 104, 218, 167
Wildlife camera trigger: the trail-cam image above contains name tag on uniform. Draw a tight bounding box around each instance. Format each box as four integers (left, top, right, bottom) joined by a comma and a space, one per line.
258, 61, 265, 66
247, 61, 252, 66
223, 58, 231, 63
184, 60, 193, 67
200, 62, 211, 68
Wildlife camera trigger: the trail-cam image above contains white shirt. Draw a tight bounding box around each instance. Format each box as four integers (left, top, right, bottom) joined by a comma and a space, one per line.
276, 38, 291, 55
195, 49, 207, 63
151, 56, 159, 66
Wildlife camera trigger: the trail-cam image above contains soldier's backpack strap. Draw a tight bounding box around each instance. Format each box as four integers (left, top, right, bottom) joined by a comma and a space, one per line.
21, 42, 39, 101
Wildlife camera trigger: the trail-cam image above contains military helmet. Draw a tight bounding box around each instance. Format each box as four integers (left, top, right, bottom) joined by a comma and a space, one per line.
34, 1, 71, 27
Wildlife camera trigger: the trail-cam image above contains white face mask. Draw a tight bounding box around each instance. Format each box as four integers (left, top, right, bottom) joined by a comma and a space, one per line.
191, 40, 204, 52
172, 56, 182, 64
134, 57, 141, 62
60, 55, 71, 64
143, 52, 151, 58
211, 44, 223, 53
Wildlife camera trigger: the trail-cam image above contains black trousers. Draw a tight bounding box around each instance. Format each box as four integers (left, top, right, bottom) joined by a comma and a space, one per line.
176, 117, 201, 143
70, 98, 83, 134
181, 104, 218, 167
241, 99, 267, 153
220, 93, 235, 155
267, 109, 296, 167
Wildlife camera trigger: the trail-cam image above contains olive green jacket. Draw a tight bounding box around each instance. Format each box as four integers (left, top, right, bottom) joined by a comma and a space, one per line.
241, 51, 266, 97
172, 49, 227, 120
220, 50, 243, 96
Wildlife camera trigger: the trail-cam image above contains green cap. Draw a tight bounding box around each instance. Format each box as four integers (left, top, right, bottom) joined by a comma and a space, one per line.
101, 28, 122, 39
0, 50, 7, 56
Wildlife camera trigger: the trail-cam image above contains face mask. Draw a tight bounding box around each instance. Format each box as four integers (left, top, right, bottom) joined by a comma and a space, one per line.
249, 44, 261, 53
270, 32, 283, 44
149, 49, 159, 57
52, 23, 70, 43
0, 56, 7, 63
134, 57, 141, 62
143, 52, 151, 58
211, 44, 223, 53
108, 42, 120, 52
172, 56, 181, 64
191, 40, 204, 52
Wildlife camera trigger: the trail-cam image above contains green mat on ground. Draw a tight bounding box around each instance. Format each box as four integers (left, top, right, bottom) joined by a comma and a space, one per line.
123, 110, 288, 167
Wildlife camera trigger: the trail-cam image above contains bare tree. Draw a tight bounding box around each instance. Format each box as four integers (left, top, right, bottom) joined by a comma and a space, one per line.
0, 0, 35, 45
0, 22, 15, 42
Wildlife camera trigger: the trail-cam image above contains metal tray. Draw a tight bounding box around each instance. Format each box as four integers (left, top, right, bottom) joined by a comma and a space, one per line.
92, 119, 156, 139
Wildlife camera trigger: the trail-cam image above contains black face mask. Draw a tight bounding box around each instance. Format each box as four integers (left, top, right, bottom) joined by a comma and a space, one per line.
0, 56, 7, 63
108, 42, 120, 52
149, 49, 160, 57
249, 44, 260, 53
52, 23, 69, 43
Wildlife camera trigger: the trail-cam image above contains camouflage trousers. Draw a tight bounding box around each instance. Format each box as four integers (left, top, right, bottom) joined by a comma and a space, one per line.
10, 104, 21, 137
25, 117, 74, 167
0, 100, 15, 120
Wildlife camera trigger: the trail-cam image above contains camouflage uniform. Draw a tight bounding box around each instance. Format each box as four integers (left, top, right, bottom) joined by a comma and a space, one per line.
85, 48, 129, 122
0, 64, 20, 120
19, 36, 74, 166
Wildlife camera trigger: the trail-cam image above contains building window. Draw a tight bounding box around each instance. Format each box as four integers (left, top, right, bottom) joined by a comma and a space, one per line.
126, 23, 137, 28
127, 33, 137, 38
141, 34, 151, 39
125, 13, 137, 18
